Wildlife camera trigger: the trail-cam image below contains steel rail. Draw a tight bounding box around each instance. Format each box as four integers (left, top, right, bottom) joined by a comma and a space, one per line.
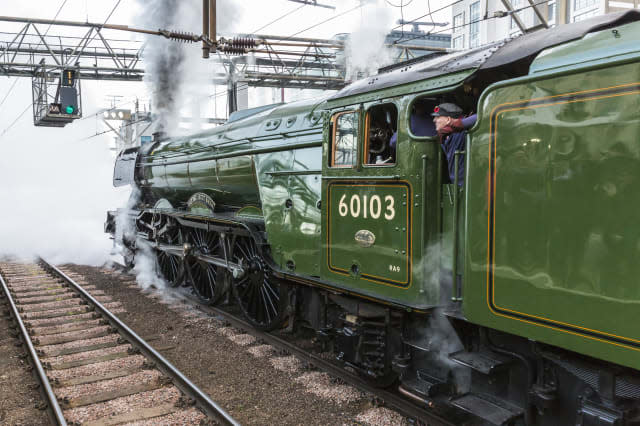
0, 269, 67, 425
39, 258, 240, 426
190, 298, 456, 426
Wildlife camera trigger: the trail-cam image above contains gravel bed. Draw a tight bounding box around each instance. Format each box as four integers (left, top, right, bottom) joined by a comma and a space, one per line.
36, 325, 113, 346
33, 318, 103, 335
27, 312, 97, 327
57, 369, 164, 400
45, 343, 131, 365
127, 407, 207, 425
228, 333, 256, 346
356, 407, 409, 426
294, 372, 363, 405
247, 344, 276, 358
47, 355, 146, 381
270, 355, 303, 374
65, 276, 90, 284
63, 386, 181, 424
215, 326, 239, 337
100, 301, 123, 309
39, 333, 120, 353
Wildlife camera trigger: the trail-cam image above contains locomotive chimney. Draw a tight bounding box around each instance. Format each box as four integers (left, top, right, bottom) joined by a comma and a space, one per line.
152, 131, 167, 143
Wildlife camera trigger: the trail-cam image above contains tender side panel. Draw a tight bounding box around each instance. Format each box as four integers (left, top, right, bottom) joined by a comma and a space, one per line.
464, 60, 640, 369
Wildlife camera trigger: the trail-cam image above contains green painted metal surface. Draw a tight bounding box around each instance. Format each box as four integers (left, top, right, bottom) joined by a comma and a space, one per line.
464, 56, 640, 369
530, 20, 640, 75
320, 95, 443, 310
140, 96, 329, 276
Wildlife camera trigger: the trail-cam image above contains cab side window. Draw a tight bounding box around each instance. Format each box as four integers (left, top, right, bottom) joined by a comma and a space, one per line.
409, 98, 437, 137
364, 104, 398, 166
331, 111, 358, 167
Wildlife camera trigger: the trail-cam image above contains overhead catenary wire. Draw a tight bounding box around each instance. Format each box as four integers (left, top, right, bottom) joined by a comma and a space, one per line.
287, 3, 363, 38
0, 103, 31, 137
252, 4, 307, 34
396, 0, 552, 44
0, 78, 20, 110
78, 117, 150, 141
385, 0, 415, 6
0, 0, 123, 139
42, 0, 69, 36
392, 0, 466, 33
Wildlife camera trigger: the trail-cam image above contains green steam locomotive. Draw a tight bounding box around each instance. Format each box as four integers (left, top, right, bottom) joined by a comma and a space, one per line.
106, 11, 640, 424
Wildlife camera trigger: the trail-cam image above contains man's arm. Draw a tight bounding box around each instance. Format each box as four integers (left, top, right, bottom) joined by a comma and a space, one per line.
451, 114, 478, 131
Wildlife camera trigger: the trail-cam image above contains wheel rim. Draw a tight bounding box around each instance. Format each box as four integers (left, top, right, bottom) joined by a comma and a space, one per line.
231, 237, 283, 330
156, 226, 184, 287
185, 229, 222, 304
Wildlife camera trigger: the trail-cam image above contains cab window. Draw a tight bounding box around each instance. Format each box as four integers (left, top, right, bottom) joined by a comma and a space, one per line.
364, 103, 398, 166
331, 111, 358, 167
409, 97, 440, 138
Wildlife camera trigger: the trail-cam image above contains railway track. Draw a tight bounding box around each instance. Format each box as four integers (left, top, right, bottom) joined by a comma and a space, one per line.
0, 259, 238, 426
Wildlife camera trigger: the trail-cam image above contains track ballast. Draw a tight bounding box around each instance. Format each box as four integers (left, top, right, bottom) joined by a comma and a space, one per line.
0, 259, 238, 426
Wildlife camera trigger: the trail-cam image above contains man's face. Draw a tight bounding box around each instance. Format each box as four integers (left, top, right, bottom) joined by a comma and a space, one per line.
433, 115, 451, 133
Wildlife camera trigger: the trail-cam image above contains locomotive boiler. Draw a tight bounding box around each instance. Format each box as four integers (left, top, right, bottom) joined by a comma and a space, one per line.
106, 11, 640, 425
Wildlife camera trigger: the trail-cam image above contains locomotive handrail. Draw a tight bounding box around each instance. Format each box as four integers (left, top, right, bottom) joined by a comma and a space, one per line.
146, 140, 322, 167
265, 169, 321, 176
451, 150, 465, 302
321, 175, 402, 180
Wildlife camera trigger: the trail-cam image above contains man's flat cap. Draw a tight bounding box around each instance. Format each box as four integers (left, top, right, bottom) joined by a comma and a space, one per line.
431, 103, 463, 118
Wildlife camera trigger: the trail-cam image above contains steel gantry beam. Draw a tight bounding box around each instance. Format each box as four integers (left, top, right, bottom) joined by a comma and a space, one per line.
0, 14, 450, 90
0, 17, 145, 81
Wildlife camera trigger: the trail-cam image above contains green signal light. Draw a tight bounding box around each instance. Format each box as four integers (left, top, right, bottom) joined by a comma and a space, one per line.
65, 106, 75, 114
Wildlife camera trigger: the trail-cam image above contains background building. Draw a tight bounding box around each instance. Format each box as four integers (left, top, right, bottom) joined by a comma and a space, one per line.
451, 0, 640, 49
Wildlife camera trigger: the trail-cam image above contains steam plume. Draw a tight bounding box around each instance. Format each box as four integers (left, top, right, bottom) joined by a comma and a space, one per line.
344, 0, 393, 80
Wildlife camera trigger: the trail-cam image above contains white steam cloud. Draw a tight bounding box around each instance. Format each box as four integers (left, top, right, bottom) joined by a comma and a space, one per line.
413, 237, 470, 393
344, 0, 394, 81
0, 85, 130, 266
136, 0, 239, 135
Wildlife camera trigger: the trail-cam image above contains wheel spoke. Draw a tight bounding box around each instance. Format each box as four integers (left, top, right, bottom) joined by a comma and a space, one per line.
185, 229, 223, 305
262, 282, 278, 316
230, 236, 284, 330
260, 287, 273, 323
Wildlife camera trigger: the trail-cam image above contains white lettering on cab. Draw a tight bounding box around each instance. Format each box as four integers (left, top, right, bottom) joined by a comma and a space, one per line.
338, 194, 396, 220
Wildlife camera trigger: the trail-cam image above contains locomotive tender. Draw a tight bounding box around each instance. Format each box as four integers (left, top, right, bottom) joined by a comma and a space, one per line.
106, 11, 640, 424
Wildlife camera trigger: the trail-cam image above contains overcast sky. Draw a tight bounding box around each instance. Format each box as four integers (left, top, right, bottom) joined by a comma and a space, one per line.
0, 0, 452, 265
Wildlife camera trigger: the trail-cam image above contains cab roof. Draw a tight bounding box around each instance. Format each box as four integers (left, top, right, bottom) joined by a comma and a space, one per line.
328, 10, 640, 103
